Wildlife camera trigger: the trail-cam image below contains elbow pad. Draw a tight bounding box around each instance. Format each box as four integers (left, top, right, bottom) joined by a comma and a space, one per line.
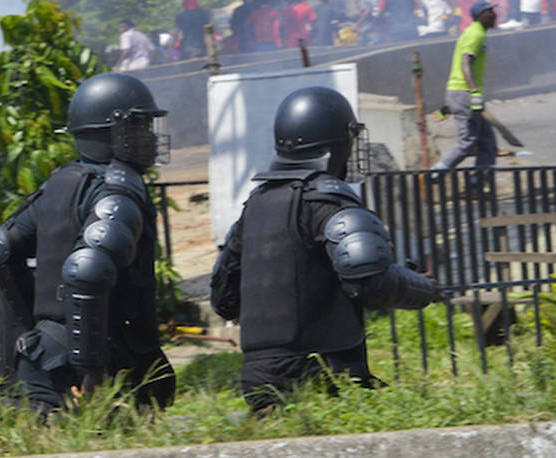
84, 194, 144, 268
325, 208, 394, 279
325, 208, 435, 309
62, 248, 117, 368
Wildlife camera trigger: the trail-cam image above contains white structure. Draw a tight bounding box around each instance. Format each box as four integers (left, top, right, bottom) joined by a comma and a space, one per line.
358, 93, 423, 171
208, 64, 358, 246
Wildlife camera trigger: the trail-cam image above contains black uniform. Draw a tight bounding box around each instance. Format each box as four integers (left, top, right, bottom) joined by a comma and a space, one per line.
2, 160, 175, 413
212, 171, 383, 410
211, 86, 439, 412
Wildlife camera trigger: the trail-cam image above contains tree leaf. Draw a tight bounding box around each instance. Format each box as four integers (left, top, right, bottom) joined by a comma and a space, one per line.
79, 48, 91, 65
35, 65, 73, 91
17, 166, 36, 195
6, 144, 23, 163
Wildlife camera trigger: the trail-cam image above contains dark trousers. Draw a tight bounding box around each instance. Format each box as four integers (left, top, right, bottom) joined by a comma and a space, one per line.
241, 341, 384, 411
15, 324, 175, 414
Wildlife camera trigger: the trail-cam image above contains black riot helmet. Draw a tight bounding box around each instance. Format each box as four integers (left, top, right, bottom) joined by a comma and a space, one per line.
273, 86, 366, 178
68, 72, 170, 170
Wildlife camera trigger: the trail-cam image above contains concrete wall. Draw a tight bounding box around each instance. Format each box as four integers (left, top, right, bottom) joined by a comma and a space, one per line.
31, 421, 556, 458
134, 25, 556, 150
359, 93, 421, 170
336, 24, 556, 108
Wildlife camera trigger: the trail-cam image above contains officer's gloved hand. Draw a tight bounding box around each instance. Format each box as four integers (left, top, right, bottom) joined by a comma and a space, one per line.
425, 272, 445, 303
469, 90, 484, 112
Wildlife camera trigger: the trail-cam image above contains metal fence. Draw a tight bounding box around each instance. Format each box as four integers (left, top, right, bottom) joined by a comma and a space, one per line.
364, 165, 556, 375
152, 165, 556, 376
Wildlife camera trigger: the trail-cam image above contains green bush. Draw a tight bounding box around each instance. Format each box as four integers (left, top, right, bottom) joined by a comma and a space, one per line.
0, 0, 184, 321
2, 304, 556, 455
0, 0, 107, 219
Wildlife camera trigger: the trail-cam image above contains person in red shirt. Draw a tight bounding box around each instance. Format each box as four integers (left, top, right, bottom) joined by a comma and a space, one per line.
282, 0, 317, 48
247, 0, 283, 51
457, 0, 476, 32
545, 0, 556, 20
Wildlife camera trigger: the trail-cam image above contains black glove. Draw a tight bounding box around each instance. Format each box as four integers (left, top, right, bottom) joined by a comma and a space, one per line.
425, 273, 445, 302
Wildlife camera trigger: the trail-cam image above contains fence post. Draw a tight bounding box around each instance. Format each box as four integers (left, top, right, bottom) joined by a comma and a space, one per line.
298, 38, 311, 67
203, 23, 220, 76
160, 185, 172, 261
411, 51, 430, 169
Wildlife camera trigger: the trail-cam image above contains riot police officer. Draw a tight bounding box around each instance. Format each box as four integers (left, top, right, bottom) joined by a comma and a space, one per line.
0, 72, 175, 414
210, 86, 441, 413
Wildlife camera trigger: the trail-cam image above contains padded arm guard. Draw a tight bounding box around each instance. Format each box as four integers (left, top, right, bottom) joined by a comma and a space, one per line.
210, 222, 241, 321
62, 248, 116, 368
62, 192, 143, 368
374, 264, 437, 310
325, 208, 437, 310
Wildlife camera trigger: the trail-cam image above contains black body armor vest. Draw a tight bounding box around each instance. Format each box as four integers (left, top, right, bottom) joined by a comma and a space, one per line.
34, 162, 96, 322
240, 172, 365, 359
33, 161, 159, 353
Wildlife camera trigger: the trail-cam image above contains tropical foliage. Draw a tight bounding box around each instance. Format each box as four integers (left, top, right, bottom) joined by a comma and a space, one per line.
0, 0, 183, 319
2, 303, 556, 455
0, 0, 107, 220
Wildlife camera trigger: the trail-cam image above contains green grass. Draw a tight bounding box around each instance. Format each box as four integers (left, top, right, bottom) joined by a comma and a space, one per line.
1, 302, 556, 456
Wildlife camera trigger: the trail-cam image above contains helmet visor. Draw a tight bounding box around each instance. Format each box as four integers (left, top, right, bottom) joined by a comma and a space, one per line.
153, 115, 171, 166
112, 111, 171, 170
346, 124, 372, 182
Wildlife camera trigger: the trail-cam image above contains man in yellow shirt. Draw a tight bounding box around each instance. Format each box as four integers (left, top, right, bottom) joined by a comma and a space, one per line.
431, 1, 498, 185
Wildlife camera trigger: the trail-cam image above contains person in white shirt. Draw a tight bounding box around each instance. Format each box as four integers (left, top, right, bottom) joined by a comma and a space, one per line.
418, 0, 453, 37
520, 0, 542, 25
113, 19, 154, 71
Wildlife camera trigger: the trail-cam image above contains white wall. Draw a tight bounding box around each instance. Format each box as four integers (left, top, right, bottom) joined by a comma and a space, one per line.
207, 63, 358, 246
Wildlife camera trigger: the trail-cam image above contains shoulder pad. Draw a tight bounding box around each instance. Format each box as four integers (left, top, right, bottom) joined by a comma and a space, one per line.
105, 162, 146, 202
325, 208, 391, 243
313, 175, 361, 203
252, 169, 318, 182
83, 219, 137, 268
94, 194, 143, 241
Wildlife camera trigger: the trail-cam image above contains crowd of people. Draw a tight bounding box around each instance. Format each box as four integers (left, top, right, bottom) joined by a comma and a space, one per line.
112, 0, 556, 71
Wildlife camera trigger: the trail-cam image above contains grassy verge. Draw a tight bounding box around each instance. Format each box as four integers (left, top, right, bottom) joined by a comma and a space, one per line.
1, 302, 556, 456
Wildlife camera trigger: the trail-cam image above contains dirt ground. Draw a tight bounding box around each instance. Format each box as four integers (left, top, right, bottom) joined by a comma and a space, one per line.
157, 146, 216, 298
156, 148, 238, 365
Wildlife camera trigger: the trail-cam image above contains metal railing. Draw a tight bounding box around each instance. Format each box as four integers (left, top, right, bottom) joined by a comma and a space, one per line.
151, 179, 208, 261
365, 165, 556, 376
152, 165, 556, 376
